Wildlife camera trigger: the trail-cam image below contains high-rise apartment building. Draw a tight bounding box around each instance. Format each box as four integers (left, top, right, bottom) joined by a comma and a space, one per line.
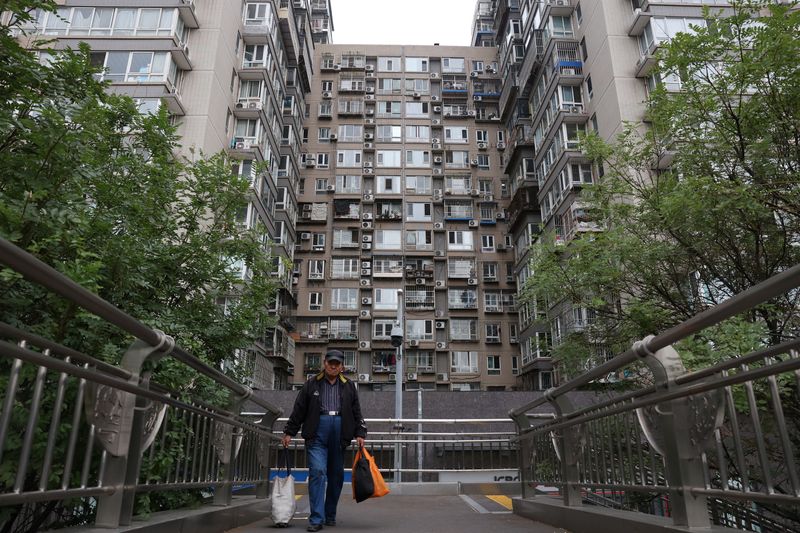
13, 0, 761, 391
12, 0, 332, 390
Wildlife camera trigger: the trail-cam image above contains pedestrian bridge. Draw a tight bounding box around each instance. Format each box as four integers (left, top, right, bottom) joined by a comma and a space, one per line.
2, 235, 800, 533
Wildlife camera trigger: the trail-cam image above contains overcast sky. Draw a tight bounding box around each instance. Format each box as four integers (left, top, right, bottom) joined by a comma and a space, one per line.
330, 0, 475, 47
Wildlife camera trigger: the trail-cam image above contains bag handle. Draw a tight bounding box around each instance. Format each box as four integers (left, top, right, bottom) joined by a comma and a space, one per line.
280, 447, 292, 476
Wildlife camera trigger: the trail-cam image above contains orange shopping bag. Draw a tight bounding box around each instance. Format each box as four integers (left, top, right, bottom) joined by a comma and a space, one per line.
352, 445, 390, 502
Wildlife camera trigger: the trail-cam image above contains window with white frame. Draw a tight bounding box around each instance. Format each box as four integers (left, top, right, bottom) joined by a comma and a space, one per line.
243, 44, 267, 68
444, 127, 468, 143
451, 351, 478, 373
338, 98, 363, 114
476, 154, 490, 169
317, 127, 331, 142
377, 150, 402, 167
333, 228, 359, 248
308, 292, 323, 311
447, 257, 475, 278
329, 318, 356, 340
481, 234, 495, 252
405, 57, 429, 72
448, 288, 477, 309
405, 102, 429, 117
375, 229, 402, 250
335, 175, 361, 193
378, 56, 401, 72
309, 260, 325, 279
373, 320, 395, 339
377, 175, 401, 194
314, 178, 329, 192
446, 150, 469, 168
404, 78, 430, 93
444, 200, 473, 219
406, 320, 433, 341
336, 150, 362, 167
377, 78, 402, 94
312, 233, 326, 249
338, 124, 363, 142
376, 125, 402, 142
475, 129, 488, 143
373, 256, 403, 275
487, 355, 501, 375
445, 175, 471, 193
405, 125, 430, 143
407, 351, 434, 371
315, 153, 330, 168
331, 288, 358, 310
484, 291, 502, 312
405, 230, 432, 250
331, 257, 359, 279
442, 57, 465, 73
321, 80, 333, 91
405, 150, 430, 167
482, 262, 498, 281
448, 231, 473, 251
377, 101, 402, 117
374, 288, 399, 310
485, 323, 501, 343
406, 203, 432, 222
405, 175, 431, 194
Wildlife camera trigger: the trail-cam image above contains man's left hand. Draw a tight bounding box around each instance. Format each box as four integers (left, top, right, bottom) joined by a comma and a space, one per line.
356, 437, 365, 448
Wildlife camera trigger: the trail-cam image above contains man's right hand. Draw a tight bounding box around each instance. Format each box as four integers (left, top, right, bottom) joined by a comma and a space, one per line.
281, 434, 292, 448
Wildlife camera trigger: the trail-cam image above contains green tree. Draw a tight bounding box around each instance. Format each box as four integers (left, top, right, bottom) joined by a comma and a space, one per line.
0, 2, 280, 530
523, 0, 800, 375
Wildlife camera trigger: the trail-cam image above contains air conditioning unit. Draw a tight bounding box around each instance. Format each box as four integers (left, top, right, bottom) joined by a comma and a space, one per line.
248, 101, 262, 110
365, 65, 375, 72
361, 268, 371, 276
365, 94, 375, 101
468, 278, 478, 285
433, 222, 444, 230
359, 310, 371, 319
326, 184, 336, 192
496, 141, 506, 150
435, 342, 448, 351
434, 250, 445, 258
433, 168, 442, 175
476, 143, 488, 151
432, 119, 441, 126
468, 220, 478, 228
361, 261, 372, 268
363, 193, 374, 202
328, 133, 338, 141
431, 143, 442, 151
358, 373, 371, 382
363, 161, 373, 168
470, 189, 480, 196
433, 106, 442, 113
388, 374, 396, 382
570, 106, 581, 114
361, 242, 372, 250
444, 112, 452, 117
486, 66, 496, 74
322, 91, 333, 99
300, 232, 311, 240
470, 71, 480, 78
431, 95, 440, 102
407, 373, 418, 381
363, 142, 374, 150
430, 72, 440, 79
413, 92, 421, 99
366, 72, 375, 78
365, 118, 375, 125
306, 159, 317, 168
437, 373, 449, 382
364, 133, 374, 141
361, 221, 373, 230
435, 280, 446, 289
302, 204, 312, 211
435, 321, 446, 329
468, 110, 476, 117
362, 297, 372, 305
473, 95, 483, 101
363, 168, 374, 176
362, 213, 373, 221
365, 108, 375, 115
433, 156, 443, 164
496, 244, 506, 251
495, 212, 505, 220
362, 235, 373, 243
359, 341, 371, 350
470, 159, 479, 166
360, 279, 372, 287
408, 339, 419, 347
415, 278, 425, 285
366, 87, 375, 94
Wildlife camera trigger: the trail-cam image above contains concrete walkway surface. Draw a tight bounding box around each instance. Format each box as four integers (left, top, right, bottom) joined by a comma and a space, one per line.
227, 493, 568, 533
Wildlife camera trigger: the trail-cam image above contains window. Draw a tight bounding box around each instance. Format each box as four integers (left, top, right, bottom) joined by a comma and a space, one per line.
314, 178, 329, 192
331, 288, 358, 309
92, 51, 171, 83
580, 37, 587, 61
405, 175, 432, 194
377, 125, 402, 142
482, 262, 498, 281
321, 80, 333, 91
487, 355, 501, 375
331, 258, 359, 279
405, 102, 429, 117
405, 57, 429, 72
445, 175, 471, 194
404, 78, 430, 93
377, 175, 401, 193
406, 320, 433, 341
551, 15, 573, 37
377, 150, 402, 167
446, 151, 469, 168
336, 150, 362, 167
329, 319, 356, 340
451, 351, 478, 373
586, 75, 593, 100
373, 320, 395, 339
375, 230, 402, 250
476, 154, 490, 169
405, 125, 430, 143
576, 2, 583, 25
405, 150, 430, 167
444, 127, 468, 143
447, 231, 473, 251
333, 228, 359, 248
373, 257, 403, 275
485, 323, 501, 343
338, 124, 363, 142
377, 78, 403, 94
442, 57, 465, 73
405, 230, 433, 250
309, 260, 325, 279
406, 203, 432, 222
481, 234, 495, 252
475, 130, 488, 143
316, 153, 330, 169
512, 356, 519, 375
308, 292, 322, 311
374, 288, 399, 310
317, 127, 331, 142
378, 57, 401, 72
450, 319, 477, 341
335, 175, 361, 193
243, 44, 267, 68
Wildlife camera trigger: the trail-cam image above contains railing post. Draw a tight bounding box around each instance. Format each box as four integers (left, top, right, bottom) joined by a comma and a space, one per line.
255, 408, 281, 499
634, 337, 721, 528
544, 390, 583, 507
213, 392, 249, 506
93, 335, 173, 528
509, 409, 532, 498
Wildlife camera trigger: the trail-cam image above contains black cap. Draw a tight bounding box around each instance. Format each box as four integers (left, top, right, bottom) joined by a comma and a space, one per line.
325, 349, 344, 363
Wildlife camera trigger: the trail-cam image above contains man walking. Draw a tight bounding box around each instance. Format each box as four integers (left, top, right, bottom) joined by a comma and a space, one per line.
282, 349, 367, 531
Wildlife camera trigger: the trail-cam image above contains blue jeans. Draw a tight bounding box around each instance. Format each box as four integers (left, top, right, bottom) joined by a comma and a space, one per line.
307, 415, 344, 525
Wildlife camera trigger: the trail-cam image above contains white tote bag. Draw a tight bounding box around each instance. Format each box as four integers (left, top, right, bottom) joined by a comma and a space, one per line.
271, 448, 296, 527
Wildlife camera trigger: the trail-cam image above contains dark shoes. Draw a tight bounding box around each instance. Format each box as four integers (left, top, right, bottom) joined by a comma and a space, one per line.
324, 519, 336, 526
307, 525, 323, 532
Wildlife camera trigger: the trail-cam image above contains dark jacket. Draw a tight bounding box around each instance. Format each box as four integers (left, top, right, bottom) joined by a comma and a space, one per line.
283, 373, 367, 447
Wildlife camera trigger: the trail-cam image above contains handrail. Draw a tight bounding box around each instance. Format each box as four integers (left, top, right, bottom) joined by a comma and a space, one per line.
0, 236, 282, 418
509, 263, 800, 419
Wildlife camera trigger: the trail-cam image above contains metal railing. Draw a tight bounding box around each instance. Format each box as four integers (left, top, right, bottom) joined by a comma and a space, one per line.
0, 237, 283, 529
269, 416, 550, 485
509, 264, 800, 531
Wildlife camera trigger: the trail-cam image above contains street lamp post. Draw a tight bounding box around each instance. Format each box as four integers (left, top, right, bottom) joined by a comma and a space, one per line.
390, 289, 404, 482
